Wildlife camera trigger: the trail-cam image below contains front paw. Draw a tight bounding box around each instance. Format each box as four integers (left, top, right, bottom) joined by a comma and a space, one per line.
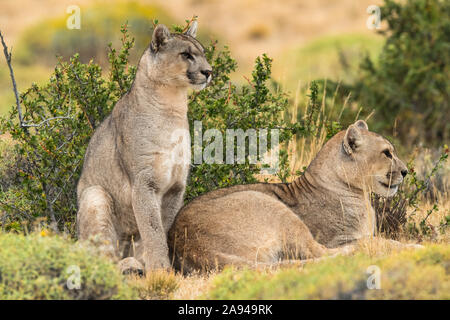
387, 239, 424, 250
119, 257, 145, 276
404, 243, 425, 249
339, 244, 356, 255
327, 244, 356, 257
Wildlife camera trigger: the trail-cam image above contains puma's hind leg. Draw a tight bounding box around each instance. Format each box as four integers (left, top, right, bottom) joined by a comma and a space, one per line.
279, 209, 331, 260
77, 186, 142, 274
77, 186, 119, 257
279, 208, 356, 260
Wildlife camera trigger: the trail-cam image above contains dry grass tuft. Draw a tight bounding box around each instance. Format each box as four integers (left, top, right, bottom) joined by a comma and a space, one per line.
127, 270, 216, 300
355, 236, 419, 258
128, 270, 179, 300
172, 272, 216, 300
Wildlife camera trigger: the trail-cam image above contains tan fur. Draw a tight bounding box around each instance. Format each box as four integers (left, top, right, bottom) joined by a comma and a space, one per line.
77, 23, 212, 273
169, 120, 409, 273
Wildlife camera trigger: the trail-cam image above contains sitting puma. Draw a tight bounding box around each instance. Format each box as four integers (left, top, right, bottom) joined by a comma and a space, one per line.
77, 22, 212, 272
169, 120, 410, 272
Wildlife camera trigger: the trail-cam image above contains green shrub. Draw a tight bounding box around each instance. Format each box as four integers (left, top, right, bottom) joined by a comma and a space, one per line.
0, 25, 137, 233
185, 49, 314, 200
0, 232, 137, 299
205, 244, 450, 299
0, 137, 16, 191
0, 20, 320, 233
355, 0, 450, 146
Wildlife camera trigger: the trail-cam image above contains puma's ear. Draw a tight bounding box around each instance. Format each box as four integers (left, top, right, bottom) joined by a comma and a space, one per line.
354, 119, 369, 131
343, 124, 363, 155
184, 20, 198, 38
151, 24, 171, 52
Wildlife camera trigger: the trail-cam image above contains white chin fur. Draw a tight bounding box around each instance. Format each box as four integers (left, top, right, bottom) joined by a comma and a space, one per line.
389, 185, 398, 195
380, 185, 398, 197
375, 180, 400, 197
192, 82, 207, 91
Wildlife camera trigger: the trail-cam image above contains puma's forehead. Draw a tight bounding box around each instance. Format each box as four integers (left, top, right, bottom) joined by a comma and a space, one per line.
338, 129, 394, 151
365, 131, 394, 150
171, 33, 205, 53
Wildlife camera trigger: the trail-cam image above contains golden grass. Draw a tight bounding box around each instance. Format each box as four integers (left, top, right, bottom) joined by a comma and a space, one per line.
127, 270, 179, 300
127, 270, 216, 300
172, 237, 449, 300
355, 236, 419, 258
172, 272, 216, 300
406, 199, 450, 243
205, 244, 450, 300
256, 79, 365, 183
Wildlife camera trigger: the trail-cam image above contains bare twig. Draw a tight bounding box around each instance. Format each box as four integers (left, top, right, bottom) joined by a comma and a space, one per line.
226, 81, 232, 105
0, 30, 24, 128
1, 29, 72, 130
182, 15, 199, 33
22, 115, 72, 128
50, 159, 81, 206
243, 75, 255, 88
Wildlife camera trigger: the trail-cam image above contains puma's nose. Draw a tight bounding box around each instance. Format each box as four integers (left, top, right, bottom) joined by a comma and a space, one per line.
201, 69, 212, 80
401, 169, 407, 178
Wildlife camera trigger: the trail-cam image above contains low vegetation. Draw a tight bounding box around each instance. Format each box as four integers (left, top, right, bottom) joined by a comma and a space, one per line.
0, 231, 137, 299
205, 244, 450, 300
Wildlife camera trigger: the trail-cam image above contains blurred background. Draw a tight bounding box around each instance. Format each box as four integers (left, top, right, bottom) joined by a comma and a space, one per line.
0, 0, 384, 114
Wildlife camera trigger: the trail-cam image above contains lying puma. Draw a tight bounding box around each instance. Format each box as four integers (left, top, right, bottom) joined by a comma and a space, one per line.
77, 22, 212, 272
169, 120, 410, 272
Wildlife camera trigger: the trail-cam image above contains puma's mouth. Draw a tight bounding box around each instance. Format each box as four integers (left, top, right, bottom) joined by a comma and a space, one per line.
191, 81, 208, 90
379, 181, 399, 189
189, 79, 208, 88
194, 77, 211, 89
187, 72, 211, 86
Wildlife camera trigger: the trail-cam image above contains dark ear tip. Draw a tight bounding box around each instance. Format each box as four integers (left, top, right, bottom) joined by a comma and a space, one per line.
152, 24, 171, 49
155, 24, 169, 35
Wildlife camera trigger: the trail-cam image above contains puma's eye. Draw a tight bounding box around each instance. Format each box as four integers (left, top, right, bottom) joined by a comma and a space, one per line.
382, 149, 392, 159
181, 52, 194, 60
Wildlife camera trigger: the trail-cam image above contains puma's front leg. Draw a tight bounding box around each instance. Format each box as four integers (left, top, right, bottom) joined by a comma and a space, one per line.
386, 239, 424, 249
161, 183, 185, 234
132, 171, 170, 271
